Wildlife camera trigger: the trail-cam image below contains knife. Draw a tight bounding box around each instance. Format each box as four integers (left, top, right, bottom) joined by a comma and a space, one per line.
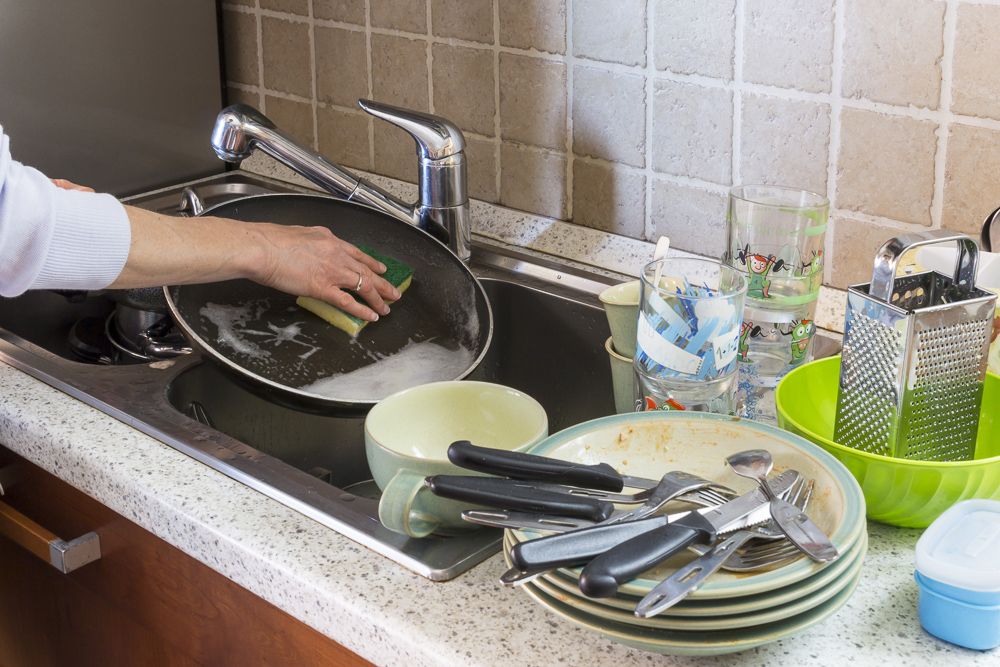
506, 471, 798, 577
447, 440, 657, 491
577, 472, 799, 598
425, 475, 616, 522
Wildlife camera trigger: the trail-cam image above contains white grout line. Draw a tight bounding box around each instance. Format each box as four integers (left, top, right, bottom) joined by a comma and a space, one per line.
564, 0, 575, 219
732, 0, 745, 187
364, 0, 375, 169
643, 0, 656, 240
307, 0, 318, 150
425, 0, 434, 112
254, 0, 265, 110
825, 0, 846, 285
932, 1, 960, 230
492, 0, 502, 203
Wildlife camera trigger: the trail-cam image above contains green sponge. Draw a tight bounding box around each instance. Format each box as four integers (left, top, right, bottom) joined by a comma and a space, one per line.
297, 245, 414, 337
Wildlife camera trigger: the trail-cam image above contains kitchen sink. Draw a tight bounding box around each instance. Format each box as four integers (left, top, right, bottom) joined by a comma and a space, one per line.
0, 172, 620, 579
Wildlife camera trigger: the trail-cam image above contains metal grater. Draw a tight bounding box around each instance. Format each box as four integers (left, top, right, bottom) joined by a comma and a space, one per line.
834, 231, 996, 461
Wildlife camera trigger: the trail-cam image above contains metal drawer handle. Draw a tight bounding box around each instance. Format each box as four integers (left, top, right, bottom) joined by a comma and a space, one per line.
0, 500, 101, 573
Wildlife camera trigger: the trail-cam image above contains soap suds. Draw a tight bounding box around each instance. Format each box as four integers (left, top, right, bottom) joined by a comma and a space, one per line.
299, 339, 475, 401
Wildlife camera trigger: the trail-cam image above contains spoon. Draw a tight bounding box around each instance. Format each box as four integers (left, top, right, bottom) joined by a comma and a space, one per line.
726, 450, 838, 563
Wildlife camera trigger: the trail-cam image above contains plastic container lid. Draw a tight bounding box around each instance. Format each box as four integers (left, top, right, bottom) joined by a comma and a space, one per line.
916, 499, 1000, 593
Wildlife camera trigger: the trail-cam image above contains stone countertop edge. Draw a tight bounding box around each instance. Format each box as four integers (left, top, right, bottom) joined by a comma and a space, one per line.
239, 154, 850, 334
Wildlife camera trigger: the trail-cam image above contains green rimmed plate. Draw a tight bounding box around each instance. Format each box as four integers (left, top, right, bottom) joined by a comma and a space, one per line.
509, 534, 866, 631
513, 529, 867, 618
518, 565, 863, 656
514, 411, 867, 599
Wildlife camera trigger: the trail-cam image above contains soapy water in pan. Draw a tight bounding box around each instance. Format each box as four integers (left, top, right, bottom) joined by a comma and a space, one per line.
198, 298, 479, 401
299, 338, 475, 401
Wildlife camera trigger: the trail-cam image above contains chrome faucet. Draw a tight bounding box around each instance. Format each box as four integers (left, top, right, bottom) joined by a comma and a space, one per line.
210, 100, 471, 262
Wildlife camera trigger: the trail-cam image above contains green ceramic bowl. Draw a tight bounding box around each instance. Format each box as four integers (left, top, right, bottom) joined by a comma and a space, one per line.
775, 357, 1000, 528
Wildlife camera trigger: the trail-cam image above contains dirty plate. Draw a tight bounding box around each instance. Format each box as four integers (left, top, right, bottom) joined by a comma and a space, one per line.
513, 412, 866, 600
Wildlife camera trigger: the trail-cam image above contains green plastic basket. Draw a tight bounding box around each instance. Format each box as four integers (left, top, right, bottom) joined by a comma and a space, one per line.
776, 356, 1000, 528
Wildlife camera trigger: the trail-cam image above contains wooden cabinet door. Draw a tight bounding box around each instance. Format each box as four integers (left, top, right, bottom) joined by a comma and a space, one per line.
0, 445, 372, 667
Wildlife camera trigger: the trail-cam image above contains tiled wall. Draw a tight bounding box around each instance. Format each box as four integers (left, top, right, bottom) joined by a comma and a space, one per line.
221, 0, 1000, 288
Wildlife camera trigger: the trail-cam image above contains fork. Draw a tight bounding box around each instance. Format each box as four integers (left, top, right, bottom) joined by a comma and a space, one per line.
634, 478, 814, 618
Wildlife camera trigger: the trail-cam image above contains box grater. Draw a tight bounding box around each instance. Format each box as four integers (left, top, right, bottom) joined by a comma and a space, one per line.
834, 231, 996, 461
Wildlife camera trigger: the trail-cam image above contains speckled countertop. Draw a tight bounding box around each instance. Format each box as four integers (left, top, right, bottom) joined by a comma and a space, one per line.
0, 162, 991, 665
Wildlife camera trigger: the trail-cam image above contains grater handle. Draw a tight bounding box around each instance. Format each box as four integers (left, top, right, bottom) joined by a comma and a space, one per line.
869, 231, 979, 304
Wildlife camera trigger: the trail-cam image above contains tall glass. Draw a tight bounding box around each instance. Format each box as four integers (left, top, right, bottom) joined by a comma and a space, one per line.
634, 258, 747, 414
724, 186, 829, 421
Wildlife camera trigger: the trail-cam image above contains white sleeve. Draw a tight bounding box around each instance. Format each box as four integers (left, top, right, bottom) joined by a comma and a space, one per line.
0, 127, 131, 297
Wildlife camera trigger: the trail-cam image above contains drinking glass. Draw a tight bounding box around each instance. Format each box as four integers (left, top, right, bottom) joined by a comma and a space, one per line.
634, 258, 747, 414
724, 186, 829, 421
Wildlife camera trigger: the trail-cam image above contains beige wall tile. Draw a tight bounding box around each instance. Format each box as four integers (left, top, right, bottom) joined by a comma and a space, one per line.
432, 0, 494, 44
371, 0, 427, 33
942, 124, 1000, 236
371, 34, 429, 111
573, 66, 646, 167
650, 180, 728, 257
743, 0, 834, 93
500, 144, 567, 218
226, 86, 261, 109
651, 80, 732, 184
830, 216, 906, 288
260, 0, 309, 15
952, 4, 1000, 121
317, 106, 371, 170
498, 54, 567, 150
499, 0, 566, 55
315, 27, 368, 108
432, 45, 495, 136
228, 0, 254, 5
572, 161, 646, 238
465, 136, 499, 203
741, 94, 830, 195
573, 0, 646, 66
842, 0, 943, 109
264, 96, 315, 147
653, 0, 734, 79
374, 122, 418, 183
836, 108, 937, 225
314, 0, 366, 24
262, 17, 312, 97
222, 10, 259, 86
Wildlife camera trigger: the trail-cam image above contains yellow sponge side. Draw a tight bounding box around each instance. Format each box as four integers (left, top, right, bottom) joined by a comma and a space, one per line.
296, 274, 413, 337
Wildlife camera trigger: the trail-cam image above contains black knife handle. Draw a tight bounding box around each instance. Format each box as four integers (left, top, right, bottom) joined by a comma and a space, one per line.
425, 475, 615, 522
509, 515, 669, 573
578, 513, 718, 598
446, 441, 625, 492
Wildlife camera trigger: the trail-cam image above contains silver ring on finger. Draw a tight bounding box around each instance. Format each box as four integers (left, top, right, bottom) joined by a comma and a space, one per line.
353, 272, 364, 292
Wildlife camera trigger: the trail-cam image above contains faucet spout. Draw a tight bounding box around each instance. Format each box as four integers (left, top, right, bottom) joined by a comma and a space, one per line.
210, 102, 472, 262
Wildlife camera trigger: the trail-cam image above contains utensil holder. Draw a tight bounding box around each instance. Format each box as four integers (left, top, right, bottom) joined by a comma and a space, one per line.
834, 231, 996, 461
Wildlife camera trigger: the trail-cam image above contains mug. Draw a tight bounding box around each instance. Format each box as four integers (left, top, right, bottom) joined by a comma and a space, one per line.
365, 381, 548, 538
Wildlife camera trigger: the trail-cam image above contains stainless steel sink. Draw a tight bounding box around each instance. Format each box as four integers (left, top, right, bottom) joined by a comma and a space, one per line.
0, 179, 620, 579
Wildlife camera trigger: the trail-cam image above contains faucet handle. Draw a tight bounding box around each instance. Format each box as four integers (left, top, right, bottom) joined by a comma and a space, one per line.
358, 99, 465, 160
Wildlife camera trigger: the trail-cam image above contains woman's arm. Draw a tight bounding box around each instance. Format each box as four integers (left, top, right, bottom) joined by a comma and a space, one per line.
112, 205, 399, 322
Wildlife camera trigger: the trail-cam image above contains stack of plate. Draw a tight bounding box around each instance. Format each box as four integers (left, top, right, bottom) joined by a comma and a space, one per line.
505, 412, 868, 656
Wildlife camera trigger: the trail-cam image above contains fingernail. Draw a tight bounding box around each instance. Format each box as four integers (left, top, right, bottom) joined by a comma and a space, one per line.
371, 313, 379, 322
378, 263, 387, 272
392, 289, 401, 299
382, 305, 391, 315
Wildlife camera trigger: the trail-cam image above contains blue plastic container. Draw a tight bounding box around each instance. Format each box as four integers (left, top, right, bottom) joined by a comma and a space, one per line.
915, 500, 1000, 651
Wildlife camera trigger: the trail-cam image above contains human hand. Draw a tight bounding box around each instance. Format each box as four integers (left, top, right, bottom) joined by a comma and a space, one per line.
250, 223, 401, 322
51, 178, 95, 192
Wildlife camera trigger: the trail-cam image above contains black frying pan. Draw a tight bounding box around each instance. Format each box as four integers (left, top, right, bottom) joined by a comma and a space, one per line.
164, 194, 492, 411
